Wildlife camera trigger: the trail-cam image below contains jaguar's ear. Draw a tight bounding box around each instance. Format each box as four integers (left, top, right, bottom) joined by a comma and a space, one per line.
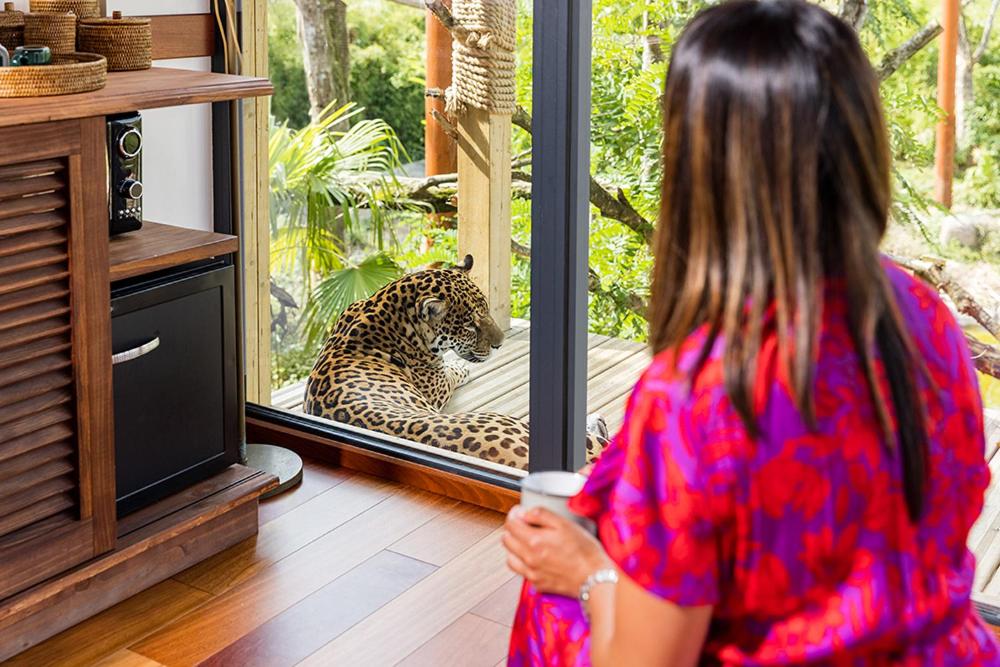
419, 297, 447, 323
454, 255, 474, 273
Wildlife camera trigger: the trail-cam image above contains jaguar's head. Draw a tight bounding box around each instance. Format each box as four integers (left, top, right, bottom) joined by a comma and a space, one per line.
411, 256, 505, 362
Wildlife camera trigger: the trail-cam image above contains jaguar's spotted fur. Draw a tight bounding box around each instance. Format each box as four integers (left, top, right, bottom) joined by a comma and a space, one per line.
303, 257, 608, 469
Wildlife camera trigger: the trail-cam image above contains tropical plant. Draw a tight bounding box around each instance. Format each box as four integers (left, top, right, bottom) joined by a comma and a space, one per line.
269, 101, 411, 352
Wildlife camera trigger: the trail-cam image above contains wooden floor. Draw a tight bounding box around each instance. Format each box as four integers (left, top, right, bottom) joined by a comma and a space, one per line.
11, 458, 516, 667
271, 320, 650, 436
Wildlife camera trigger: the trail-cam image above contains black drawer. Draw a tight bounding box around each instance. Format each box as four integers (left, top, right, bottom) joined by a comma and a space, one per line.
111, 266, 239, 516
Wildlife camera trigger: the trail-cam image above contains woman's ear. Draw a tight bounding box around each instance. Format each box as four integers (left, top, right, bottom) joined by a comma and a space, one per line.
419, 298, 447, 323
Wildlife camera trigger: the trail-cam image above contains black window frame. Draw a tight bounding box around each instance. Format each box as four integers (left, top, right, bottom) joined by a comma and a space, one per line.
242, 0, 594, 485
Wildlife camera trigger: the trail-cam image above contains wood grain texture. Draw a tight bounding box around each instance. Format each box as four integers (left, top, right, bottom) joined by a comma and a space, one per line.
398, 613, 510, 667
174, 472, 396, 595
149, 14, 215, 60
299, 527, 510, 665
201, 550, 436, 667
117, 464, 262, 537
0, 122, 81, 167
94, 651, 167, 667
257, 457, 351, 525
390, 501, 503, 566
133, 487, 456, 666
471, 576, 521, 627
0, 501, 258, 661
0, 69, 273, 130
247, 417, 520, 514
109, 221, 239, 282
4, 579, 211, 667
458, 107, 512, 330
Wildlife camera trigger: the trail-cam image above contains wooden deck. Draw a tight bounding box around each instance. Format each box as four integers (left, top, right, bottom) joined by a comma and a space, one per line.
271, 320, 650, 436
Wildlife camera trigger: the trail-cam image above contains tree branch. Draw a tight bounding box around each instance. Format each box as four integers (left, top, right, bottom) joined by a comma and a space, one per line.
386, 0, 425, 8
511, 106, 657, 244
839, 0, 868, 32
875, 20, 943, 82
966, 336, 1000, 379
893, 255, 1000, 339
425, 0, 471, 43
511, 240, 649, 318
974, 0, 1000, 62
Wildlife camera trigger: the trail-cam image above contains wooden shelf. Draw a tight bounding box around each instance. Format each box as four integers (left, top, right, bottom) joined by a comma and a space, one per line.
0, 68, 273, 128
109, 221, 238, 282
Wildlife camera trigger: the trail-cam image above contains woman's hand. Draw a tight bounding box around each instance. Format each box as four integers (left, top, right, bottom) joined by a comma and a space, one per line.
502, 506, 612, 597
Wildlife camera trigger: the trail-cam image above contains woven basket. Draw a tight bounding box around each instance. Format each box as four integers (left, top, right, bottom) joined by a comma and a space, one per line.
24, 12, 76, 54
0, 2, 25, 52
28, 0, 98, 20
78, 12, 151, 71
0, 52, 106, 97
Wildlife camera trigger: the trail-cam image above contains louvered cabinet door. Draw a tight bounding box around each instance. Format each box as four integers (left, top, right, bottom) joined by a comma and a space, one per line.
0, 119, 115, 601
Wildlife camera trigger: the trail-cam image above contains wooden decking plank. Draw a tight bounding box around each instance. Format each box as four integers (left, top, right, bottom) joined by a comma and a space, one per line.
470, 575, 521, 627
396, 613, 510, 667
447, 333, 612, 414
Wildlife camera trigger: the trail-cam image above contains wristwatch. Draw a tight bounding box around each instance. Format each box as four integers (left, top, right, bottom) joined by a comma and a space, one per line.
579, 568, 619, 621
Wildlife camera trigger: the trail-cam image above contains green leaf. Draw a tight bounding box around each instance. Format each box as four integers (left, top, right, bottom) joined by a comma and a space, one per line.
301, 254, 403, 347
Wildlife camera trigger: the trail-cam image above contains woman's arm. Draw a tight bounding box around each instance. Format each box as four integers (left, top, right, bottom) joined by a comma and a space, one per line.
504, 506, 712, 666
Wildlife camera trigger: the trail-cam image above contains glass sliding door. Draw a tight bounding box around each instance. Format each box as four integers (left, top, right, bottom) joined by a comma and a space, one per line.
254, 0, 598, 481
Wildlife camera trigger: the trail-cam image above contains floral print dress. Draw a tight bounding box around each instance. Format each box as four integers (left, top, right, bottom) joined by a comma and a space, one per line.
508, 263, 1000, 666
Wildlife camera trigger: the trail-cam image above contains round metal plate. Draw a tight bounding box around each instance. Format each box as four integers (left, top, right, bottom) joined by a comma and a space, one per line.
245, 443, 304, 499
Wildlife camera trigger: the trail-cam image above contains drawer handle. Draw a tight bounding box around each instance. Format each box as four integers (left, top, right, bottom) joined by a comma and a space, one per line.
112, 337, 160, 365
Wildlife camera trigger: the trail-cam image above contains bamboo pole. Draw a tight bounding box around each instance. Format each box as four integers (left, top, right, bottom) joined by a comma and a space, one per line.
935, 0, 960, 208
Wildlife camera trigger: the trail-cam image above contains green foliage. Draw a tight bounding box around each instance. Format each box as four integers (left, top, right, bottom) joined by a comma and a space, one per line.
302, 253, 403, 346
269, 102, 410, 384
348, 0, 427, 159
268, 0, 310, 128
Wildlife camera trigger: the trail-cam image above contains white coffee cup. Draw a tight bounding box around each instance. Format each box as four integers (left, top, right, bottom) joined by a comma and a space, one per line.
520, 471, 595, 532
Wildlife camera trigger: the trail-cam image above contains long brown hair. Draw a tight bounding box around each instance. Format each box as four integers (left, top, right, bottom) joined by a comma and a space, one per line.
649, 0, 929, 520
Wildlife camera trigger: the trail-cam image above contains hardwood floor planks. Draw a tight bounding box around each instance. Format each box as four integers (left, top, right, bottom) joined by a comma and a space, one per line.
201, 550, 436, 667
4, 579, 210, 667
397, 613, 511, 667
299, 527, 510, 666
471, 576, 522, 627
390, 502, 503, 566
93, 650, 167, 667
131, 487, 457, 666
257, 458, 352, 525
173, 472, 396, 594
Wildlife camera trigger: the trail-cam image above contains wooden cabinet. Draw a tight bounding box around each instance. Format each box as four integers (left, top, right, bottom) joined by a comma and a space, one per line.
0, 118, 115, 601
0, 67, 274, 660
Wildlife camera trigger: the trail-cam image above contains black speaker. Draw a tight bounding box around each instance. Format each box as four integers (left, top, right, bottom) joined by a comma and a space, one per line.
107, 112, 144, 235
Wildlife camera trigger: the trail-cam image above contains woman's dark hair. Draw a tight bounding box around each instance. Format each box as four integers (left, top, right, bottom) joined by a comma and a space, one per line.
649, 0, 928, 521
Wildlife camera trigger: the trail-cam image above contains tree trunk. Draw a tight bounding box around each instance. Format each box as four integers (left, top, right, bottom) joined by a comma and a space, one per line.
957, 17, 975, 150
293, 0, 351, 125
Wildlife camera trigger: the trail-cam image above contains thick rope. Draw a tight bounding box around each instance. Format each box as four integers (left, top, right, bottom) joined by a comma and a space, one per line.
446, 0, 517, 115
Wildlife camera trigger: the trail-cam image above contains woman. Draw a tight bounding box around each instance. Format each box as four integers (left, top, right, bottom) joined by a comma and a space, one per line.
503, 1, 1000, 664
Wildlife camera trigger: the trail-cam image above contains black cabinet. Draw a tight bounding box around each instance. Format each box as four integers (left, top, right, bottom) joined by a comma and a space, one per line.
111, 266, 239, 516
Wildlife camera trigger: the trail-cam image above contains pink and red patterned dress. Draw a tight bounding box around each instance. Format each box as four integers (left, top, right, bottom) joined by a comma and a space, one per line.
509, 262, 1000, 665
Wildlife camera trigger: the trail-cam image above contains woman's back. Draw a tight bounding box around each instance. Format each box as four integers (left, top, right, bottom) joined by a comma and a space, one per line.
569, 262, 997, 663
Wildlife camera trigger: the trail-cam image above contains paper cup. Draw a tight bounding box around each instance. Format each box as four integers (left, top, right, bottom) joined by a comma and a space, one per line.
520, 471, 594, 531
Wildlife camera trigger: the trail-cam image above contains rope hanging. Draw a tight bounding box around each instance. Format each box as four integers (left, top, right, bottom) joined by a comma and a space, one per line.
446, 0, 517, 115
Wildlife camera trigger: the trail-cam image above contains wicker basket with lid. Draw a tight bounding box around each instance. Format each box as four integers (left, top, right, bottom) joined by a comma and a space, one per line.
78, 11, 151, 71
28, 0, 99, 20
23, 11, 76, 54
0, 2, 25, 52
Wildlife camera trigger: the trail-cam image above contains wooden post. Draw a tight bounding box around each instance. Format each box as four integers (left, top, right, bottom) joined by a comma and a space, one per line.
426, 2, 457, 177
241, 0, 272, 404
458, 107, 512, 331
935, 0, 960, 208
